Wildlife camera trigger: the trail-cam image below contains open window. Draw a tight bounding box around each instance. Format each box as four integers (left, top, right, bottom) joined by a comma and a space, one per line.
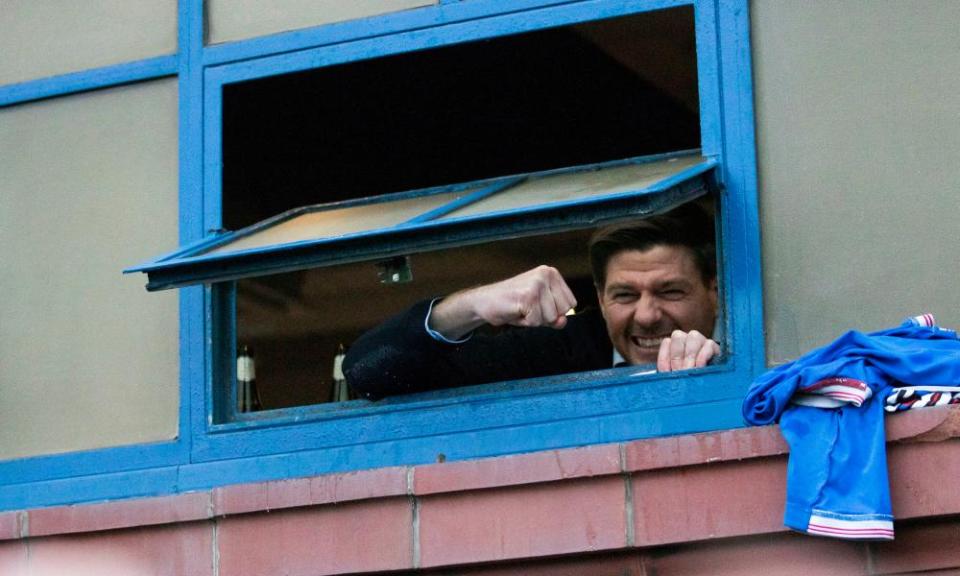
129, 1, 760, 449
131, 151, 718, 415
129, 7, 717, 418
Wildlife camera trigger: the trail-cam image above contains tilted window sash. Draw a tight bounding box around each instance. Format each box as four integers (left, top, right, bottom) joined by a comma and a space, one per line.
127, 150, 717, 291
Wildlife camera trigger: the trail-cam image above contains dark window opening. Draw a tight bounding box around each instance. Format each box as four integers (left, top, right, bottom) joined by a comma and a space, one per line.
219, 7, 703, 415
222, 7, 699, 229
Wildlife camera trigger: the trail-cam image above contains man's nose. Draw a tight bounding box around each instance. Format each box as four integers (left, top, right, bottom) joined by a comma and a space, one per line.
631, 294, 662, 327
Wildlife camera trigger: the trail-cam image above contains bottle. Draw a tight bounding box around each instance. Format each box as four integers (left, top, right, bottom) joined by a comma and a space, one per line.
330, 343, 350, 403
237, 345, 262, 412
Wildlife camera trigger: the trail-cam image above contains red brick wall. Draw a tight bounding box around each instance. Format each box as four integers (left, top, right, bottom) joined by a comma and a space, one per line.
1, 406, 958, 575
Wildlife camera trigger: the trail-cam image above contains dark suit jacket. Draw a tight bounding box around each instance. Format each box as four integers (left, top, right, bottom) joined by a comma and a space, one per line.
344, 299, 613, 399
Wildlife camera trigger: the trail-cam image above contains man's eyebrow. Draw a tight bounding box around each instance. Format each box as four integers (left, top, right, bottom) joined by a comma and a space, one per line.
604, 278, 693, 293
657, 279, 694, 290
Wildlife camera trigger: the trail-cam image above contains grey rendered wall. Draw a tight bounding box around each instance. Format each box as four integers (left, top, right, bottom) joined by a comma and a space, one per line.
751, 0, 960, 365
0, 1, 177, 85
0, 80, 180, 460
206, 0, 435, 44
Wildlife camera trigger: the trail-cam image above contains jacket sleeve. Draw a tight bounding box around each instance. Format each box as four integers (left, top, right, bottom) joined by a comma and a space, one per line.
343, 299, 609, 399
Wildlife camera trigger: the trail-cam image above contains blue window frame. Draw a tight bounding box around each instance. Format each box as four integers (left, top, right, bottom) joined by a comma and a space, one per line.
0, 0, 762, 511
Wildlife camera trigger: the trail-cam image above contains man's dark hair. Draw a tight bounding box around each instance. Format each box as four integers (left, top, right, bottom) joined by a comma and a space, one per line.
588, 202, 717, 289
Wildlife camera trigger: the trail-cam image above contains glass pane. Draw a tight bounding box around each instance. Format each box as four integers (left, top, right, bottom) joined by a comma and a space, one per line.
440, 154, 705, 219
231, 226, 599, 413
205, 188, 476, 257
0, 80, 179, 460
0, 0, 177, 85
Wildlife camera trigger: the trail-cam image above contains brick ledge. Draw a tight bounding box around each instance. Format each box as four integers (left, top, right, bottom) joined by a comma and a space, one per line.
1, 404, 957, 542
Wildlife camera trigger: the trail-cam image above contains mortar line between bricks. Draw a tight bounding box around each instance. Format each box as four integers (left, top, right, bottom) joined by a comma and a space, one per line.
212, 517, 220, 576
18, 511, 28, 539
639, 551, 651, 576
206, 490, 215, 520
621, 443, 635, 547
24, 532, 31, 570
409, 467, 420, 569
412, 495, 421, 569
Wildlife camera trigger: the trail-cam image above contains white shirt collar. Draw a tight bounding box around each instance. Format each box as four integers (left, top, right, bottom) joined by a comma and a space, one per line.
612, 349, 627, 367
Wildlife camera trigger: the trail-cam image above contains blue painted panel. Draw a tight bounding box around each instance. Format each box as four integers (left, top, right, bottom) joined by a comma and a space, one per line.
177, 0, 208, 467
193, 365, 745, 462
0, 466, 181, 512
0, 396, 744, 512
694, 0, 722, 159
183, 397, 747, 491
210, 283, 239, 424
718, 0, 765, 375
0, 440, 182, 488
226, 360, 731, 427
0, 56, 177, 108
202, 69, 224, 233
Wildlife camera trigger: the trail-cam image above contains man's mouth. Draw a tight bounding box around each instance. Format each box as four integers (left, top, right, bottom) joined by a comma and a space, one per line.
630, 336, 666, 349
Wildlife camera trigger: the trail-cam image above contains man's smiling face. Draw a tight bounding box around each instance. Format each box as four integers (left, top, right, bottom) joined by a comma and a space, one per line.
597, 245, 718, 365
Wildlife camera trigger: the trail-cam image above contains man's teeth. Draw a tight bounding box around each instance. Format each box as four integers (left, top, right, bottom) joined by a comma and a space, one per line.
632, 336, 664, 348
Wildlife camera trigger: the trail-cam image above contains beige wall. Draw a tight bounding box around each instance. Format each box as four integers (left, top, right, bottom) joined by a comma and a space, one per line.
0, 1, 177, 85
0, 79, 180, 460
751, 0, 960, 364
207, 0, 436, 45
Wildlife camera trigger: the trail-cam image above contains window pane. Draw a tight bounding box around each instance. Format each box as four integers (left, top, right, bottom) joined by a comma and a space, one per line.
233, 227, 599, 412
0, 0, 177, 85
207, 0, 435, 45
0, 80, 179, 460
206, 188, 476, 257
440, 154, 705, 219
